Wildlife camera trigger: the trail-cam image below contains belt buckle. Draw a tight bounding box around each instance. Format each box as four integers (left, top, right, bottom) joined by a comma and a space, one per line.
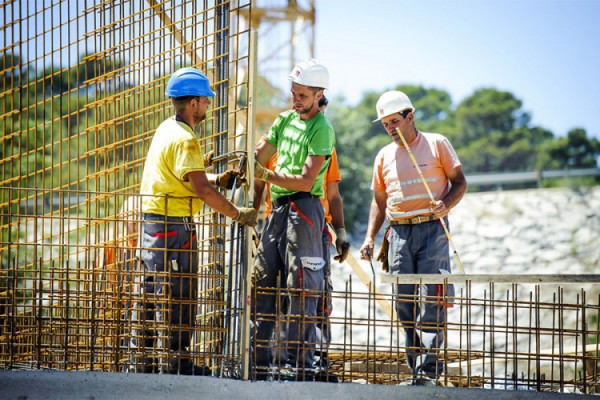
410, 215, 428, 224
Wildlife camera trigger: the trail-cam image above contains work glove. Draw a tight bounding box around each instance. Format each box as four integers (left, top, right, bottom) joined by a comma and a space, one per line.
203, 150, 215, 167
254, 162, 270, 182
333, 228, 350, 263
233, 207, 258, 227
215, 169, 245, 189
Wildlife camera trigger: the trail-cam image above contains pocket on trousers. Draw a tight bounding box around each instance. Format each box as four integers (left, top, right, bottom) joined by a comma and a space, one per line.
300, 256, 325, 272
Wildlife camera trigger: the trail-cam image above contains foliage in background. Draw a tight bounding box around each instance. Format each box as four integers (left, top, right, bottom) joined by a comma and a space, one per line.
2, 51, 599, 233
0, 51, 133, 190
329, 85, 600, 231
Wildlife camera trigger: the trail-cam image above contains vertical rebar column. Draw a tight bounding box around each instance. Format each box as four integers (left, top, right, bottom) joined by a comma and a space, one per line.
214, 0, 240, 378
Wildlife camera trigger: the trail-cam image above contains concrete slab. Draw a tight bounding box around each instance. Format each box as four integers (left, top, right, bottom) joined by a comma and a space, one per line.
0, 370, 595, 400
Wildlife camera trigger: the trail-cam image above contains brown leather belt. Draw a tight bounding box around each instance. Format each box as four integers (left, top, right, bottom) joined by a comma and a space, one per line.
389, 214, 440, 225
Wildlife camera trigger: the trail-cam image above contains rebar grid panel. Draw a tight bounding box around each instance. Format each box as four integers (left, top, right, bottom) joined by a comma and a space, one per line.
249, 276, 600, 394
1, 0, 253, 377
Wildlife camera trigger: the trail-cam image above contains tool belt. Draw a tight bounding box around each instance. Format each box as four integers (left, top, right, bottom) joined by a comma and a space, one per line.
272, 191, 317, 208
376, 226, 390, 273
389, 214, 440, 225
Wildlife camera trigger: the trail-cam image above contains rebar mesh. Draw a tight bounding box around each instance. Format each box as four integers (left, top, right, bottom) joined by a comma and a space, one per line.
2, 0, 600, 395
249, 276, 600, 393
1, 0, 253, 377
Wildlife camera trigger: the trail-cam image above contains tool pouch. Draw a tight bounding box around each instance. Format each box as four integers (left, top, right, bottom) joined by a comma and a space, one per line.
376, 225, 391, 272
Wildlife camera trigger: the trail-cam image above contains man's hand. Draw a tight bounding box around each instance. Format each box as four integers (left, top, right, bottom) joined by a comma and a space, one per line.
359, 239, 374, 261
215, 169, 245, 189
254, 162, 270, 181
430, 199, 448, 219
333, 228, 350, 263
203, 150, 214, 167
233, 207, 258, 227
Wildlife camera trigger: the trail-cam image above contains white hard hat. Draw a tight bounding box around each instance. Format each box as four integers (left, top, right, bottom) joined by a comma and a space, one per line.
373, 90, 415, 122
288, 58, 329, 89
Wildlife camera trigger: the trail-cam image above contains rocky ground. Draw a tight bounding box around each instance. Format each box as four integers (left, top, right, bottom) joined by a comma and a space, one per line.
342, 186, 600, 277
449, 186, 600, 275
328, 186, 600, 350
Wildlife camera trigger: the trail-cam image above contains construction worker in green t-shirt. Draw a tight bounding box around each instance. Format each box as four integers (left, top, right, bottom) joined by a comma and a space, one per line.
252, 59, 335, 381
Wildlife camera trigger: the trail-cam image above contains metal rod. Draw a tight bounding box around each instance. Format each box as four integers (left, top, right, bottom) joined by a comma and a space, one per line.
209, 150, 249, 165
394, 127, 465, 274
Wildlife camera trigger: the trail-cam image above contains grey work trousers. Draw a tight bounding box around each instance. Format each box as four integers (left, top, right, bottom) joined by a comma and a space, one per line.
388, 218, 453, 378
130, 215, 198, 373
252, 195, 326, 371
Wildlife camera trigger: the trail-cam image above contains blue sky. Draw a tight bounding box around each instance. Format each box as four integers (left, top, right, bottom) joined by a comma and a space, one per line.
313, 0, 600, 138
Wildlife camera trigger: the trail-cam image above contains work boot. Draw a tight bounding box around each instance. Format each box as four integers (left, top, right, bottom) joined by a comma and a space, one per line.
268, 364, 297, 382
296, 368, 315, 382
314, 369, 339, 383
252, 365, 271, 381
168, 360, 211, 376
413, 377, 437, 386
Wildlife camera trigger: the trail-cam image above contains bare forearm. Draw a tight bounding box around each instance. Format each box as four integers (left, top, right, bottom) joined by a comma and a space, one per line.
360, 195, 386, 260
328, 194, 345, 230
253, 179, 266, 212
266, 171, 314, 192
365, 199, 385, 242
188, 171, 238, 219
259, 154, 325, 193
443, 174, 467, 211
197, 185, 238, 218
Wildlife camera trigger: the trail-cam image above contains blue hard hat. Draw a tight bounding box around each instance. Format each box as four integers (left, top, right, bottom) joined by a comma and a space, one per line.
165, 67, 216, 98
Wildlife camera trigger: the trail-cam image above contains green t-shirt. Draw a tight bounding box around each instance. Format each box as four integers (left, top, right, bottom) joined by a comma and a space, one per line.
266, 110, 335, 200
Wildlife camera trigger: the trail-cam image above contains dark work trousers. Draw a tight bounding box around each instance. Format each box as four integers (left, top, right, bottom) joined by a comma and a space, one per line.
251, 196, 326, 374
131, 214, 197, 374
313, 224, 333, 368
388, 218, 453, 379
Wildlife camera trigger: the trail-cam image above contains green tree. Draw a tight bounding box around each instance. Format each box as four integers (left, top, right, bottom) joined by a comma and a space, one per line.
452, 88, 557, 173
538, 128, 600, 169
0, 51, 133, 190
454, 88, 529, 147
327, 99, 375, 230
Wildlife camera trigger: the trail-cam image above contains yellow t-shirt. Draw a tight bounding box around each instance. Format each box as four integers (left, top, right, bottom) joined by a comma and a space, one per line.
140, 117, 205, 216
